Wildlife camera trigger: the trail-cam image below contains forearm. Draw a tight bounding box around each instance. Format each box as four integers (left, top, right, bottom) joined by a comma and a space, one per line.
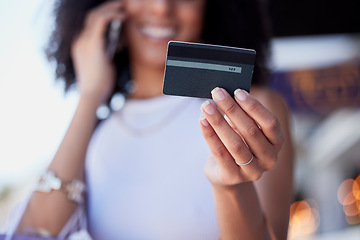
213, 182, 270, 240
18, 94, 99, 235
48, 94, 99, 179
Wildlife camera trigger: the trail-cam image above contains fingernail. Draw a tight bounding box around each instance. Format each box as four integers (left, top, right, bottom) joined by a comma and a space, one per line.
211, 87, 225, 101
200, 116, 209, 127
201, 101, 215, 115
234, 89, 247, 101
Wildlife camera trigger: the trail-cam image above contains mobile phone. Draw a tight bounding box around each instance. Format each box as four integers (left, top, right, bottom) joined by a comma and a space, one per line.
106, 20, 122, 59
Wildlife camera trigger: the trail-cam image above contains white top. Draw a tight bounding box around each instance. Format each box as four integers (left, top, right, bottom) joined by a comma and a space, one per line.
85, 95, 219, 239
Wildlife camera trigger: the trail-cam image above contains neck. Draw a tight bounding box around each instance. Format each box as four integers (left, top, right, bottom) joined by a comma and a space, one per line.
129, 61, 165, 99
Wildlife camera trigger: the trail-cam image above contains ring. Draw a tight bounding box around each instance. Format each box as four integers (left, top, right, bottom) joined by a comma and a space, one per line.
235, 154, 254, 166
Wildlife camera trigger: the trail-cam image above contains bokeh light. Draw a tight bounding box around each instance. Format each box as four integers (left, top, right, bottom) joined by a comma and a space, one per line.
353, 175, 360, 199
337, 175, 360, 225
338, 179, 356, 205
288, 199, 320, 240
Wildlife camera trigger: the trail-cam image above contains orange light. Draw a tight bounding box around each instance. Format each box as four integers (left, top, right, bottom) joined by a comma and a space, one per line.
288, 200, 320, 240
338, 179, 356, 205
354, 175, 360, 200
338, 175, 360, 225
294, 201, 313, 223
345, 215, 360, 225
343, 203, 360, 216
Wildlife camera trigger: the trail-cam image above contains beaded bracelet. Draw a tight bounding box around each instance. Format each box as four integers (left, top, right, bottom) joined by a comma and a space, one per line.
35, 171, 86, 204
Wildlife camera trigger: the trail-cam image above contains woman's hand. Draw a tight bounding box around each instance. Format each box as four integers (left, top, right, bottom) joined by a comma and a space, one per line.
200, 87, 284, 186
71, 1, 126, 107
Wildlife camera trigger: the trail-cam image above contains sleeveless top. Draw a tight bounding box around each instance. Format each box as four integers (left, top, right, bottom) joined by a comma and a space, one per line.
85, 95, 219, 239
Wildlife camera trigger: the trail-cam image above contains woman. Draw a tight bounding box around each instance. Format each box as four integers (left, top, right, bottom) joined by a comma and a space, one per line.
15, 0, 294, 239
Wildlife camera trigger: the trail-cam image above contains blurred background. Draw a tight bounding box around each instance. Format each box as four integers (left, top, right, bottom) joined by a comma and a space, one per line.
0, 0, 359, 239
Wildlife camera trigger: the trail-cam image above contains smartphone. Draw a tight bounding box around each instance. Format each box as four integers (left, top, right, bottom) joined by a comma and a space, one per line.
106, 20, 122, 59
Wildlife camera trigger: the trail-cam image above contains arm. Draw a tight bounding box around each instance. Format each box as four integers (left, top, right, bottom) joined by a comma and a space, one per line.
17, 2, 125, 235
200, 87, 293, 240
253, 88, 294, 240
17, 94, 100, 235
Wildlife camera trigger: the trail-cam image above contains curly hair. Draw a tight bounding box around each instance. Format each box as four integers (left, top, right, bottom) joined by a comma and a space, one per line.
46, 0, 272, 97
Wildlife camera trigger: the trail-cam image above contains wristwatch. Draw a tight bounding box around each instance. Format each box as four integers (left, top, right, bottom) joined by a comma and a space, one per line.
36, 171, 86, 204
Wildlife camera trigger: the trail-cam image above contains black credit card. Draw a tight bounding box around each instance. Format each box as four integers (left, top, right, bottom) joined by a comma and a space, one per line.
162, 41, 256, 99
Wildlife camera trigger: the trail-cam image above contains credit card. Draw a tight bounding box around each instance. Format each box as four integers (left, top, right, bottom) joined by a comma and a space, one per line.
163, 41, 256, 99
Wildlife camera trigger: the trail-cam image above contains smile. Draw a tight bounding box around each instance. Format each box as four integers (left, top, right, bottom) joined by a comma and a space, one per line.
140, 25, 177, 40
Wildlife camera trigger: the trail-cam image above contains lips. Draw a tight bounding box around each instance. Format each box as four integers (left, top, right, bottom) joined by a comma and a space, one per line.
140, 25, 177, 41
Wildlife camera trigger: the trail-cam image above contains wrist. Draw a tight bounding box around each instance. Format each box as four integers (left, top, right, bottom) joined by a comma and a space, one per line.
77, 75, 114, 106
211, 181, 253, 195
73, 94, 105, 124
78, 91, 106, 109
211, 181, 268, 239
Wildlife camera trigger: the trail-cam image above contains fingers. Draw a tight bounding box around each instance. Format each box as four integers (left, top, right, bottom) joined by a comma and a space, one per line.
210, 88, 270, 169
201, 87, 283, 172
201, 100, 253, 161
200, 114, 242, 170
199, 116, 255, 184
233, 89, 283, 148
84, 1, 126, 37
199, 112, 264, 183
71, 1, 126, 66
200, 99, 266, 177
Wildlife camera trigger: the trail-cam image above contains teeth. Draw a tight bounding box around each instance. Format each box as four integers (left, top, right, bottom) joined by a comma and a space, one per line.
141, 26, 176, 39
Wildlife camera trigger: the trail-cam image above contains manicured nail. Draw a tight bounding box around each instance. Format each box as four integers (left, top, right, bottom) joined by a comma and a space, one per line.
201, 101, 215, 115
234, 89, 247, 101
211, 87, 225, 101
200, 116, 209, 127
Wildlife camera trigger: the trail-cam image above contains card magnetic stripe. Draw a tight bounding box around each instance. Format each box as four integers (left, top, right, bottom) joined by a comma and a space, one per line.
166, 59, 242, 73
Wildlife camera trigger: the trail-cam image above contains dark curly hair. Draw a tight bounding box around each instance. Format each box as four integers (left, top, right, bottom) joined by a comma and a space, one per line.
46, 0, 272, 97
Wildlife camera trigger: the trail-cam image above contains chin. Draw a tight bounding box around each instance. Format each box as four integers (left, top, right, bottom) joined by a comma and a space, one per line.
135, 43, 169, 69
